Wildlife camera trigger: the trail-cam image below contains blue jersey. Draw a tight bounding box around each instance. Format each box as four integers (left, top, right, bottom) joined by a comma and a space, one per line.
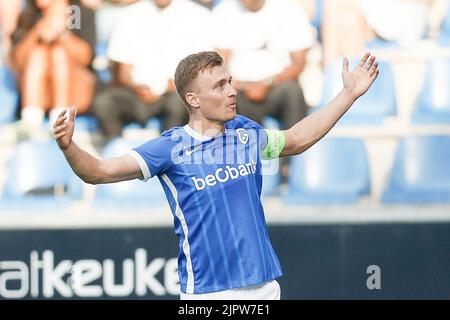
129, 115, 282, 294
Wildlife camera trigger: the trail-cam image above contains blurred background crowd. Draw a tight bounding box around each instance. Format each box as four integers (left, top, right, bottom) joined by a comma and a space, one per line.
1, 0, 450, 208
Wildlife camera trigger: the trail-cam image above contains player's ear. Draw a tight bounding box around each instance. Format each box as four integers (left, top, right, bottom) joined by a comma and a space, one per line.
186, 92, 200, 109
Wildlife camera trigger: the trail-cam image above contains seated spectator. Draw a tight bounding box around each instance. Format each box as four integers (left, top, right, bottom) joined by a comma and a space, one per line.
322, 0, 435, 66
92, 0, 141, 44
295, 0, 318, 23
11, 0, 96, 137
0, 0, 22, 66
91, 0, 212, 141
191, 0, 221, 9
212, 0, 313, 130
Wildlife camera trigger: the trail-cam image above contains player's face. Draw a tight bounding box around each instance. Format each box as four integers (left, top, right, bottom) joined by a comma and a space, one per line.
194, 65, 237, 123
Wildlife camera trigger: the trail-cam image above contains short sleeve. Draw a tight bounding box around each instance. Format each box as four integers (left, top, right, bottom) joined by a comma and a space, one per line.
127, 136, 174, 181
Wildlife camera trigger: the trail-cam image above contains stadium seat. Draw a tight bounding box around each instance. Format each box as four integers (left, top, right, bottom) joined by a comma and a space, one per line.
366, 38, 399, 50
93, 137, 166, 208
93, 42, 111, 83
382, 136, 450, 204
412, 58, 450, 124
75, 115, 99, 133
123, 122, 142, 131
123, 118, 162, 132
283, 137, 371, 205
1, 140, 82, 210
316, 59, 397, 124
311, 0, 324, 41
146, 117, 162, 132
43, 114, 99, 133
263, 116, 281, 130
0, 66, 19, 125
438, 3, 450, 46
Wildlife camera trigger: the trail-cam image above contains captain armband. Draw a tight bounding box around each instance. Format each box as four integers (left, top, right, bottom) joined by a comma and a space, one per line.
261, 129, 286, 160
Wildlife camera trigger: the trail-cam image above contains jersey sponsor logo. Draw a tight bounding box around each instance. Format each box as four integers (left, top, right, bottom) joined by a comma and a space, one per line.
191, 160, 257, 191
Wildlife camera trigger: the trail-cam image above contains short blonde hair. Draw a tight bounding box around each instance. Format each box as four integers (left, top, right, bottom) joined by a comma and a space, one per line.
174, 51, 224, 107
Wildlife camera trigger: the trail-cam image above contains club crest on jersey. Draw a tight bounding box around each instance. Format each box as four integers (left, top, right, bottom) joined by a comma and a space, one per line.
236, 129, 249, 145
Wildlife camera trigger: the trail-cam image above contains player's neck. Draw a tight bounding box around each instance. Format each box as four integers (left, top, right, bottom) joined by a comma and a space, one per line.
186, 118, 226, 139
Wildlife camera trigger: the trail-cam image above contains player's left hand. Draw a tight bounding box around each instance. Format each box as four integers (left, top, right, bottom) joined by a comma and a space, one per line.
53, 107, 76, 150
342, 52, 379, 100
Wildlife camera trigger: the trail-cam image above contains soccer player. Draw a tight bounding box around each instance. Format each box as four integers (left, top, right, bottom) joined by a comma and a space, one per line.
53, 51, 379, 300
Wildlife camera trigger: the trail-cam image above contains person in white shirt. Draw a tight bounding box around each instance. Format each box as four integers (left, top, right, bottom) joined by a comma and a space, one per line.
92, 0, 213, 139
212, 0, 314, 130
322, 0, 434, 66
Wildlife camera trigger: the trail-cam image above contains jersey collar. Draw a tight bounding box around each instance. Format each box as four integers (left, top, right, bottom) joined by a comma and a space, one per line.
183, 125, 228, 142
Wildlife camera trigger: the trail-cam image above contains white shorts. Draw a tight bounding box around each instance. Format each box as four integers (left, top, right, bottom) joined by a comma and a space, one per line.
180, 280, 281, 300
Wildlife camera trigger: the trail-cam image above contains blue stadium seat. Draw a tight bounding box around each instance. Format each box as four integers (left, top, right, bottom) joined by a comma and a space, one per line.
0, 66, 19, 125
43, 114, 99, 133
283, 137, 371, 205
412, 58, 450, 124
438, 3, 450, 45
93, 137, 166, 208
263, 116, 280, 130
123, 117, 162, 132
93, 42, 111, 83
123, 122, 142, 130
317, 59, 397, 124
382, 136, 450, 204
146, 117, 162, 132
75, 115, 99, 133
1, 140, 82, 210
366, 38, 399, 50
311, 0, 324, 41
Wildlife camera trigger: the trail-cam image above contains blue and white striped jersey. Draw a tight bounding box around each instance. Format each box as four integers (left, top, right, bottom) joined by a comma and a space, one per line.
128, 115, 282, 294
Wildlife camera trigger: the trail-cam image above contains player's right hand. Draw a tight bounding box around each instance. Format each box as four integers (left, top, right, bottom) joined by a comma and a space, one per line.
53, 107, 77, 150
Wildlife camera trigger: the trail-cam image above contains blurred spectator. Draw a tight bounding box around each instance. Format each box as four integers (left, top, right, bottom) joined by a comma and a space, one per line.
295, 0, 316, 22
191, 0, 221, 9
93, 0, 140, 44
11, 0, 96, 136
80, 0, 103, 9
92, 0, 212, 140
295, 0, 323, 41
0, 0, 23, 66
322, 0, 436, 66
429, 0, 449, 39
212, 0, 313, 130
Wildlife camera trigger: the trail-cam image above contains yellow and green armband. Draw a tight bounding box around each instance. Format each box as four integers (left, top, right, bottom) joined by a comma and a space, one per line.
261, 129, 286, 160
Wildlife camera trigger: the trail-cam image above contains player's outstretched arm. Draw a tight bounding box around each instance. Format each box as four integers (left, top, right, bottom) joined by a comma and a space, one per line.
53, 107, 143, 184
280, 52, 379, 157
